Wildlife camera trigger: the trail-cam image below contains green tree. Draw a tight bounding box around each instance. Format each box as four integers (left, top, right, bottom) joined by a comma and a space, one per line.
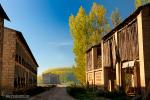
69, 6, 87, 85
37, 75, 43, 84
69, 3, 109, 86
135, 0, 150, 8
135, 0, 142, 8
110, 9, 122, 28
143, 0, 150, 4
88, 3, 110, 46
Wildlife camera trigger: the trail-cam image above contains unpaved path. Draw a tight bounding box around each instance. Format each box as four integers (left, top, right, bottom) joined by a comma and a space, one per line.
28, 86, 75, 100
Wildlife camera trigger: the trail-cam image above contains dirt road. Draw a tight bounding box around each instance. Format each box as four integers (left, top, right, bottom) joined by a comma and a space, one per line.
28, 86, 75, 100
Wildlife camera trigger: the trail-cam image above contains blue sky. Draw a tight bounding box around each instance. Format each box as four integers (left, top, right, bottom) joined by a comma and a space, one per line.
0, 0, 134, 74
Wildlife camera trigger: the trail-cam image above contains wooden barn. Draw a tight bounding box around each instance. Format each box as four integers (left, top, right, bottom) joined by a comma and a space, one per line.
86, 44, 102, 88
102, 3, 150, 94
86, 3, 150, 95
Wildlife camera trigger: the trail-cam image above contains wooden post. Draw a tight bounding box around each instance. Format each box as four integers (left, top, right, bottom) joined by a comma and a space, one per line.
137, 12, 146, 94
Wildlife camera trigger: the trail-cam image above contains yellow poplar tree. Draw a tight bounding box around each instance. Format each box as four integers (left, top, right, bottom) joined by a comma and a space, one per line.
88, 3, 110, 46
110, 9, 122, 28
69, 6, 87, 85
69, 3, 109, 86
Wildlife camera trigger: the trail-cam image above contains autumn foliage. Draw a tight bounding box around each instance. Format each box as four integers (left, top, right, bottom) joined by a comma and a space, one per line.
69, 3, 109, 85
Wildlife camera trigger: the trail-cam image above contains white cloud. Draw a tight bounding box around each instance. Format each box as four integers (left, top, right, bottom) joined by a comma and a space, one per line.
48, 41, 73, 47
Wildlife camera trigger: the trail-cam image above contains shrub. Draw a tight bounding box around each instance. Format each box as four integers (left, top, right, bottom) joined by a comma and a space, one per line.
96, 90, 127, 99
67, 86, 87, 98
67, 86, 97, 100
13, 85, 55, 96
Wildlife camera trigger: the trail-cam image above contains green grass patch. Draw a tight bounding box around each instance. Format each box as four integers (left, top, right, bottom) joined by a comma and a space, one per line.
67, 86, 97, 100
67, 86, 133, 100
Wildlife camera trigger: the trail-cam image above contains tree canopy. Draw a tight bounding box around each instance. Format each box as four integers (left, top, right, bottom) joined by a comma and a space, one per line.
135, 0, 150, 8
110, 9, 122, 28
69, 6, 87, 85
69, 2, 109, 85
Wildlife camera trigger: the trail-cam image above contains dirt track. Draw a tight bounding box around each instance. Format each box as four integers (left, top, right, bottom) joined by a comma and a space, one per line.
28, 86, 75, 100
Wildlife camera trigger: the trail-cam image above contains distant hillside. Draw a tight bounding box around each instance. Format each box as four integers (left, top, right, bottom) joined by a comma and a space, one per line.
38, 67, 78, 85
43, 67, 73, 75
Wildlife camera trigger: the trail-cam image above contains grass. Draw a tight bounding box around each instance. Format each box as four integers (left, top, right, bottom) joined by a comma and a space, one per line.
96, 90, 132, 100
67, 86, 96, 100
67, 86, 133, 100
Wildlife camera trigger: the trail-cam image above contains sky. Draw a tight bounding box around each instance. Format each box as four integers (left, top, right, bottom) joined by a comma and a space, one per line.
0, 0, 134, 75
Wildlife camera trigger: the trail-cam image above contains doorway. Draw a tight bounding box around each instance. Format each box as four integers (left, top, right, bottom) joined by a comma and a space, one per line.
121, 61, 141, 95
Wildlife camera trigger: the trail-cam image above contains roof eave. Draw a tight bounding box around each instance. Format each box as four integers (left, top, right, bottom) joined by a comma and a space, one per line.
102, 3, 150, 40
0, 4, 10, 21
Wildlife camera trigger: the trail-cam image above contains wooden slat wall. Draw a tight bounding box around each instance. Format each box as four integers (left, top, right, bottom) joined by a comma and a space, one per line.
103, 20, 139, 68
87, 50, 92, 71
118, 21, 139, 61
103, 40, 111, 67
103, 35, 116, 68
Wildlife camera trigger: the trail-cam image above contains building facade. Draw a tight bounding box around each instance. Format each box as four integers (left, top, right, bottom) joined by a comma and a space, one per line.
86, 44, 102, 88
86, 4, 150, 94
43, 73, 60, 85
102, 4, 150, 94
0, 5, 38, 95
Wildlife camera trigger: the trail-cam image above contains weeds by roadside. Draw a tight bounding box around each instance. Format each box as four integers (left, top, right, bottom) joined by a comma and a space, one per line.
67, 86, 96, 100
67, 86, 133, 100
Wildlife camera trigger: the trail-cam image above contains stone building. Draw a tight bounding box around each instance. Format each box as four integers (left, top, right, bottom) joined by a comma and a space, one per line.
86, 3, 150, 95
0, 5, 38, 95
43, 73, 60, 85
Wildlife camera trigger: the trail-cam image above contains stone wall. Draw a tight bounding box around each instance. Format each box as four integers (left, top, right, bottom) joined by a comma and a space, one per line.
1, 28, 16, 94
15, 33, 37, 89
0, 17, 4, 94
0, 28, 38, 95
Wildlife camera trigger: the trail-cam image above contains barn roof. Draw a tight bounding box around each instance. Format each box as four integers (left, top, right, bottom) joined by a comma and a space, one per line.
86, 3, 150, 53
102, 3, 150, 40
86, 43, 101, 53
